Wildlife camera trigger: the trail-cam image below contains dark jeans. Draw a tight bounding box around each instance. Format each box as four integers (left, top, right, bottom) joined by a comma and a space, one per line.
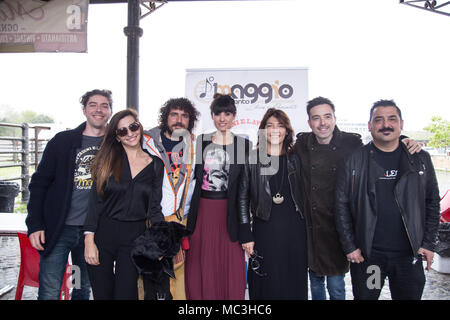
38, 225, 91, 300
87, 216, 146, 300
350, 250, 425, 300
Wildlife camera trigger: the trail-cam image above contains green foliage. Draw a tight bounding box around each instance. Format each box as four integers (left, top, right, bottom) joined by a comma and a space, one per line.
0, 107, 54, 136
19, 110, 54, 123
14, 201, 28, 213
424, 116, 450, 151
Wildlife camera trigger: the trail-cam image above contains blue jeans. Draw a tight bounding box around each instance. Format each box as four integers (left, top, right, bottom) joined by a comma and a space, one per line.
309, 269, 346, 300
38, 225, 91, 300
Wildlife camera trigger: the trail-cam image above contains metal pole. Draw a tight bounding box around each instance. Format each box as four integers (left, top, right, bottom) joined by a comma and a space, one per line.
124, 0, 143, 112
34, 128, 41, 170
21, 123, 30, 203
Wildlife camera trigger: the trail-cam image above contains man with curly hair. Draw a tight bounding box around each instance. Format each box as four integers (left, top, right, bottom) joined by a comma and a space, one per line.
142, 97, 199, 300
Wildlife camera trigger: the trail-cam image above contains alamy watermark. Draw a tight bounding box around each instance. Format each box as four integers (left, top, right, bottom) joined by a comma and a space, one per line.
169, 128, 282, 175
66, 264, 81, 290
366, 265, 382, 290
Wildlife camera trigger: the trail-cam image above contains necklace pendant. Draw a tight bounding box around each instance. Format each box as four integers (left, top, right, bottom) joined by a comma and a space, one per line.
272, 193, 284, 204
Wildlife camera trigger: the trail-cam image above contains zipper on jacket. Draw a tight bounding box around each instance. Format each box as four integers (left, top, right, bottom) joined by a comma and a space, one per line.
287, 170, 304, 219
394, 177, 415, 256
351, 169, 356, 194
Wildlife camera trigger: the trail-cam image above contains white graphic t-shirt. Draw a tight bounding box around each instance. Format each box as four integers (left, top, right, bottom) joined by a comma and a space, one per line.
201, 144, 230, 192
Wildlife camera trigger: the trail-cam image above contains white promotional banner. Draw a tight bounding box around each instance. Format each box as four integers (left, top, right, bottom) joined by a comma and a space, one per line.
0, 0, 88, 53
185, 68, 309, 143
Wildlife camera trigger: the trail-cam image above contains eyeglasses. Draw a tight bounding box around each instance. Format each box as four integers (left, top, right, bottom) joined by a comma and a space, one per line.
249, 250, 267, 277
116, 122, 140, 137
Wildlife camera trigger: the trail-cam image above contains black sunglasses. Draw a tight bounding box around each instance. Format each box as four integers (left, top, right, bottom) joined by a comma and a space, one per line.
249, 250, 267, 277
116, 122, 140, 137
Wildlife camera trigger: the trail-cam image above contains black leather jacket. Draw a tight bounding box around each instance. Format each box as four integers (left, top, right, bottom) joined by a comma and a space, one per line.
334, 142, 441, 259
238, 150, 304, 243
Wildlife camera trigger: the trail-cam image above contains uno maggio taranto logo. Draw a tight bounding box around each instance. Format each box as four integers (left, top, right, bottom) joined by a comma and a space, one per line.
194, 76, 294, 104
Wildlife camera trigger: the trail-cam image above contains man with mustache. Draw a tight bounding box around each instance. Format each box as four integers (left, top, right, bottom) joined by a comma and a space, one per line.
334, 99, 441, 300
26, 89, 113, 299
142, 97, 199, 300
293, 97, 421, 300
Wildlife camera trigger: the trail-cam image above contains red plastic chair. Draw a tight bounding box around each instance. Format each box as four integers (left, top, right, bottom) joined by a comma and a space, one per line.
15, 232, 72, 300
441, 189, 450, 223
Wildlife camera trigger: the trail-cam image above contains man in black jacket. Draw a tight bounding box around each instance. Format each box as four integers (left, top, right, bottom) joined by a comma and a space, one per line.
26, 89, 113, 300
334, 99, 441, 300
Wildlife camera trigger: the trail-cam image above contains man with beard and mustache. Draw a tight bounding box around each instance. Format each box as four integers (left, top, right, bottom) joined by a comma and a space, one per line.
334, 99, 440, 300
26, 89, 113, 299
142, 97, 199, 300
293, 97, 421, 300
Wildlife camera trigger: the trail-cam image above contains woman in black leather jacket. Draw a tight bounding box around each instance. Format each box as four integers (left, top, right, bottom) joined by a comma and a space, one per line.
185, 94, 251, 300
239, 108, 308, 300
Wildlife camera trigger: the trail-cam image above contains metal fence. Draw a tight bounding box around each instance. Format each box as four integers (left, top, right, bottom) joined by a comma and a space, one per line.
0, 123, 51, 203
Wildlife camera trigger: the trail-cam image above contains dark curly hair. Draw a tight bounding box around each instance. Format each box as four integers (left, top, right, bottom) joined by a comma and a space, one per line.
158, 97, 199, 133
80, 89, 113, 110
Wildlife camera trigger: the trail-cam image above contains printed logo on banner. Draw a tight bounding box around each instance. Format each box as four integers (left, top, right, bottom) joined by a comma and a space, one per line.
194, 76, 294, 105
186, 68, 309, 141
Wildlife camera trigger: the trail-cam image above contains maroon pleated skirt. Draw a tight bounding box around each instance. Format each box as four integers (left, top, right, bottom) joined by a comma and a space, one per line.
185, 197, 245, 300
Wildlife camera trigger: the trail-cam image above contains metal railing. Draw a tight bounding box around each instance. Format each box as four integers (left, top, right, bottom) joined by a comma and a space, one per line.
0, 123, 51, 203
400, 0, 450, 17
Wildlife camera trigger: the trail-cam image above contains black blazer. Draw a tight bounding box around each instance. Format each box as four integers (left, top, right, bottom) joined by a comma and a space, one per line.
186, 133, 251, 242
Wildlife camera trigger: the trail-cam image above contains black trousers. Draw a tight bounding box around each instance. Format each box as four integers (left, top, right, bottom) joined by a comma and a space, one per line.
87, 216, 146, 300
350, 250, 425, 300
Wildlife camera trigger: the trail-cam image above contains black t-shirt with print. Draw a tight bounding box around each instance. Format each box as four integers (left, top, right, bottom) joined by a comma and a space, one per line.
66, 135, 103, 226
371, 144, 412, 257
160, 131, 184, 185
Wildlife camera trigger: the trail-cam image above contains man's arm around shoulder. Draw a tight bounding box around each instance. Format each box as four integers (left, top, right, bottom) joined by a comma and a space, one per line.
334, 152, 360, 257
420, 151, 441, 253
